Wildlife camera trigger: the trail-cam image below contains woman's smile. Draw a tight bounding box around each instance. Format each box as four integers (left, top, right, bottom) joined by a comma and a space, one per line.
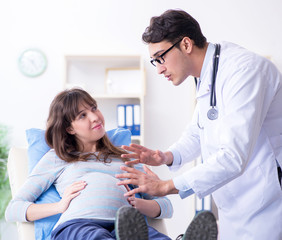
92, 123, 103, 130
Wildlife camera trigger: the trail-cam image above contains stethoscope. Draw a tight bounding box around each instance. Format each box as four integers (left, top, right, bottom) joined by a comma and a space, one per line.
195, 43, 221, 123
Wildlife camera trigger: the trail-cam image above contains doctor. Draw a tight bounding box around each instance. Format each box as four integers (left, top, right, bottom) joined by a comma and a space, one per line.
116, 9, 282, 240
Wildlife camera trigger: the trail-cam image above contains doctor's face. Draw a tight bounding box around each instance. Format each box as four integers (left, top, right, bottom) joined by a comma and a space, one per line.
148, 40, 190, 86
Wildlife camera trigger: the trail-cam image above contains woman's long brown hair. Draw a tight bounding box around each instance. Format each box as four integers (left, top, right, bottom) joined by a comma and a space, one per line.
45, 88, 129, 163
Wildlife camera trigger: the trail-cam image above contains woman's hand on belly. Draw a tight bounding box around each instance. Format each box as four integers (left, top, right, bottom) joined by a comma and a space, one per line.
57, 180, 87, 213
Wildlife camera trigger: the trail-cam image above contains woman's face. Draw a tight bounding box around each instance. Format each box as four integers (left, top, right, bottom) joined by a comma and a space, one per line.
67, 102, 105, 152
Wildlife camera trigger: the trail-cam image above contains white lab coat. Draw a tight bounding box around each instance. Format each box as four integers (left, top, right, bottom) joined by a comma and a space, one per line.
169, 42, 282, 240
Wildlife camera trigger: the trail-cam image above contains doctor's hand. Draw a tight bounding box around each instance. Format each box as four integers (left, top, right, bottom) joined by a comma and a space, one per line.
121, 143, 172, 166
125, 184, 161, 218
116, 165, 178, 197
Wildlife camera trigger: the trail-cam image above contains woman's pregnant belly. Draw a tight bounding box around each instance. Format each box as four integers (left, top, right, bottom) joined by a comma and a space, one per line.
60, 172, 130, 222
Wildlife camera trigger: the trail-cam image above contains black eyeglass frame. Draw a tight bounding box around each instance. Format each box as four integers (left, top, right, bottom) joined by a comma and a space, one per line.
150, 38, 182, 67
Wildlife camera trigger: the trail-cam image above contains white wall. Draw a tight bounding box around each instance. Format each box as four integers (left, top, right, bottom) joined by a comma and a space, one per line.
1, 0, 282, 239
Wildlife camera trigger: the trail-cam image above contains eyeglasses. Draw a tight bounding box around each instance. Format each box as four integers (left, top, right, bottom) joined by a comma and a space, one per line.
150, 39, 182, 67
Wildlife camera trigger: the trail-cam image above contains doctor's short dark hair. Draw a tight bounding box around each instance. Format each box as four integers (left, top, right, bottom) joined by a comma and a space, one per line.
142, 9, 207, 48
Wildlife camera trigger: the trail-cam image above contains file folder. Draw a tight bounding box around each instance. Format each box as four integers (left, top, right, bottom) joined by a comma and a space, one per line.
196, 196, 203, 214
116, 104, 141, 136
125, 105, 133, 132
204, 195, 212, 211
117, 105, 126, 128
132, 104, 141, 136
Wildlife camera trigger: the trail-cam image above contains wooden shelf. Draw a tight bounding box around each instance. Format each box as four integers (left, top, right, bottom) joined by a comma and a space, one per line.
64, 55, 145, 145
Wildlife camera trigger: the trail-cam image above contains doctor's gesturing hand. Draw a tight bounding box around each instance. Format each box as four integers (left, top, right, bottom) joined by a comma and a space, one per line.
120, 143, 174, 166
116, 143, 178, 197
116, 164, 178, 197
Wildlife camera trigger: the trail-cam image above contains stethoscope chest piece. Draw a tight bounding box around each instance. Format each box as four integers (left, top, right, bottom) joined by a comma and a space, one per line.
207, 107, 218, 120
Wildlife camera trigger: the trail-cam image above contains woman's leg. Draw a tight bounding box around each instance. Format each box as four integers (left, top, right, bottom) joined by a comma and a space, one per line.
147, 226, 172, 240
51, 219, 115, 240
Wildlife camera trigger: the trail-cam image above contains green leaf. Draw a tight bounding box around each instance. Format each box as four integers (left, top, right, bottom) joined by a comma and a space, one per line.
0, 188, 12, 219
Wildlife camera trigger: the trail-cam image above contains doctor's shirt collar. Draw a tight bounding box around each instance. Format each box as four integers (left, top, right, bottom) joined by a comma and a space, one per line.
198, 43, 216, 89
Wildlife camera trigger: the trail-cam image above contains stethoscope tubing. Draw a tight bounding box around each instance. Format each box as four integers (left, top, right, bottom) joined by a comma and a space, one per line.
195, 43, 221, 126
210, 44, 221, 108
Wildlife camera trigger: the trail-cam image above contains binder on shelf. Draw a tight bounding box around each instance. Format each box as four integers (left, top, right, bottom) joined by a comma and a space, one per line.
117, 105, 126, 128
195, 196, 203, 214
204, 195, 212, 211
195, 195, 212, 214
116, 104, 141, 136
132, 104, 140, 136
125, 105, 133, 132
